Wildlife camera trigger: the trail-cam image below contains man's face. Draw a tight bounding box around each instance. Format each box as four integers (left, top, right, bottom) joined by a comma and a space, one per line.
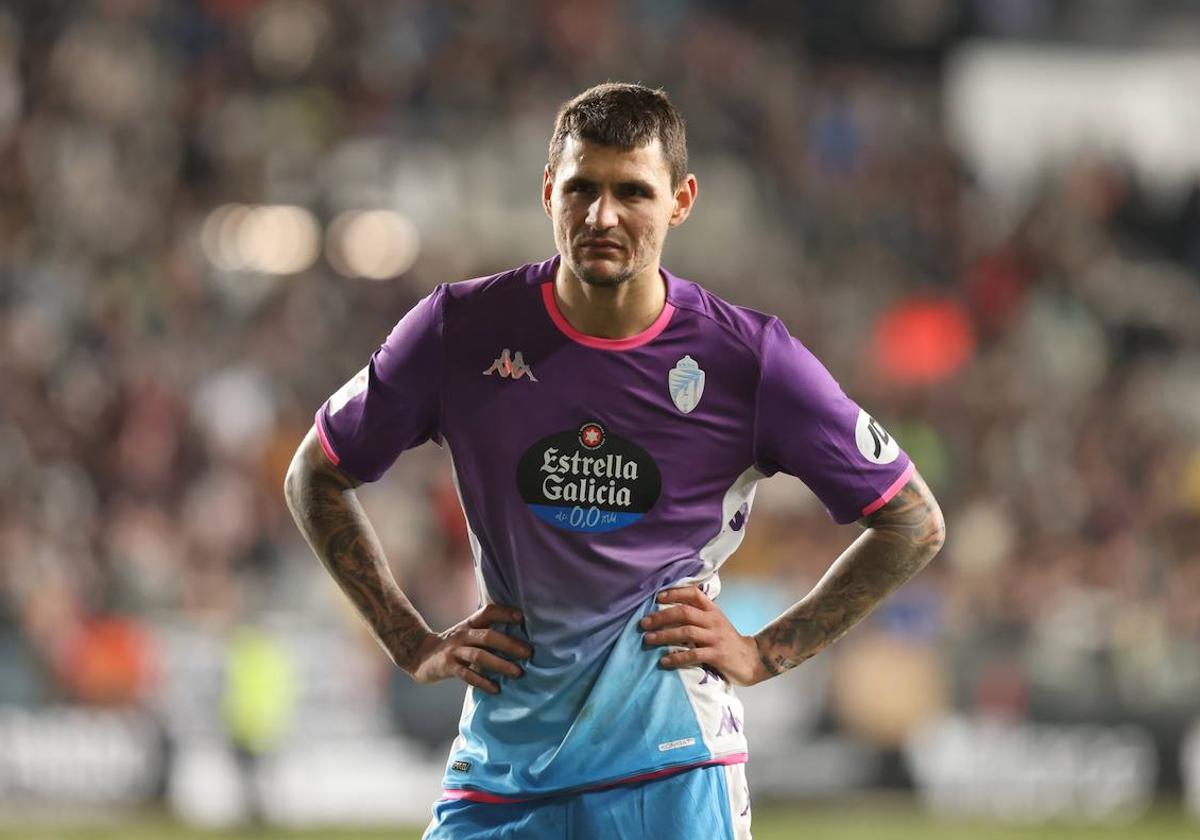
544, 136, 696, 288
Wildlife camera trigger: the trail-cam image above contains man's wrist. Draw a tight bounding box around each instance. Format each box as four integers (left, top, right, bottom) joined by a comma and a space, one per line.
752, 632, 800, 682
380, 624, 435, 674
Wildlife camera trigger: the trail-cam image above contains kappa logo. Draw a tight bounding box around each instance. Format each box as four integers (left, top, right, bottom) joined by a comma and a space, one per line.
716, 704, 743, 737
484, 348, 538, 381
669, 355, 704, 413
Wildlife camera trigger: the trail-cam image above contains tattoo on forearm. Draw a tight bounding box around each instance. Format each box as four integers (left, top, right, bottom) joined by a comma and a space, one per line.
756, 471, 945, 678
284, 432, 431, 671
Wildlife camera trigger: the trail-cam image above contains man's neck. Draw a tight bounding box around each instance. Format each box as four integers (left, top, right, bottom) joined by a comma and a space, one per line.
552, 261, 666, 340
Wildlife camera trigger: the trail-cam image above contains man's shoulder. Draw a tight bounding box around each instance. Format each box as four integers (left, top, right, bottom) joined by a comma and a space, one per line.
665, 268, 778, 356
441, 257, 554, 305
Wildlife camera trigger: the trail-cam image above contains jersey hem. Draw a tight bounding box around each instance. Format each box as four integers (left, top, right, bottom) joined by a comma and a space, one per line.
439, 751, 749, 804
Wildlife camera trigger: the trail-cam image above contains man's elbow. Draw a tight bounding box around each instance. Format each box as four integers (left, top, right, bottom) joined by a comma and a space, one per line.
283, 425, 360, 510
860, 468, 946, 563
283, 443, 309, 518
283, 426, 326, 516
920, 493, 947, 563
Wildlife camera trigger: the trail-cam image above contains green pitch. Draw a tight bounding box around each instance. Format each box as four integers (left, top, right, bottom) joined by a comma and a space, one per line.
0, 804, 1192, 839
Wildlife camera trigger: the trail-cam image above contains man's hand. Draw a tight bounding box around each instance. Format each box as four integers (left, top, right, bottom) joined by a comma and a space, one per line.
404, 604, 533, 695
639, 586, 766, 686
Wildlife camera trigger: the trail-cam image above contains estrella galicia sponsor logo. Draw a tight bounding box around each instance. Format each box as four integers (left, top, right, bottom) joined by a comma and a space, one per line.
517, 420, 661, 532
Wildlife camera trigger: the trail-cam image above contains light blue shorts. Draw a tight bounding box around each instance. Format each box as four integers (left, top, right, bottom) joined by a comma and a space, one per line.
423, 763, 751, 839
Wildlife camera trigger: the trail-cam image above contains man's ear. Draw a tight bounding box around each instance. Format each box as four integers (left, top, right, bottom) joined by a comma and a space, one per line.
669, 174, 698, 227
542, 165, 554, 218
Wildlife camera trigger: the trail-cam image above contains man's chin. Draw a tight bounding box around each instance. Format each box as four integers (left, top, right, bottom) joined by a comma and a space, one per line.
572, 256, 634, 288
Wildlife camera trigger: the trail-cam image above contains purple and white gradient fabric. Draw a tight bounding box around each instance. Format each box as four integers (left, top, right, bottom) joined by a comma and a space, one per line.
317, 256, 912, 800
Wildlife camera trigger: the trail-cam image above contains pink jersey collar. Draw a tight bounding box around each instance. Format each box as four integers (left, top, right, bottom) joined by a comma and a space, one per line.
540, 273, 675, 351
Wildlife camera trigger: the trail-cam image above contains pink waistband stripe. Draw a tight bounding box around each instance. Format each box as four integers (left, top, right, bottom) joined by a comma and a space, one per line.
441, 753, 748, 805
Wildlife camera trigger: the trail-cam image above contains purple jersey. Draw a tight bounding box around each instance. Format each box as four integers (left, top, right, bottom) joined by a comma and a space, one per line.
316, 256, 912, 800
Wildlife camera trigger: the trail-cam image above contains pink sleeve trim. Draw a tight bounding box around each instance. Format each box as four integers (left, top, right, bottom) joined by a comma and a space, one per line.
313, 410, 340, 466
541, 281, 675, 351
861, 461, 914, 517
441, 752, 748, 804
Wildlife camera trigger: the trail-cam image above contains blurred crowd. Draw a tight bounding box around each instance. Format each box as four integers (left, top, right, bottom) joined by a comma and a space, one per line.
1, 0, 1198, 768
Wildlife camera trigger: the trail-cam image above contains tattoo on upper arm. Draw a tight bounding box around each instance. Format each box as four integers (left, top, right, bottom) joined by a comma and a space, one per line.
755, 471, 945, 678
858, 470, 946, 553
303, 432, 363, 490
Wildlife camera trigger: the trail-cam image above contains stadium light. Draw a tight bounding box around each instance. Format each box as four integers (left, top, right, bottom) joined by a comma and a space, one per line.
325, 209, 421, 281
201, 203, 320, 275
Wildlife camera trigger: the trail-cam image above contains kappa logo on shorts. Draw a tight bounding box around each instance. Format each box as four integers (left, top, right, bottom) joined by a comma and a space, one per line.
484, 348, 538, 381
669, 355, 704, 413
716, 705, 743, 737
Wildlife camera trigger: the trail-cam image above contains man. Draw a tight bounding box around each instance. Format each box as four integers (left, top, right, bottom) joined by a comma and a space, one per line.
285, 83, 945, 839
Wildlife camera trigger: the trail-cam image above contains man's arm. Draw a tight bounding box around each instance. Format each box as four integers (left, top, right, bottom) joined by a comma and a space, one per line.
640, 469, 945, 685
283, 426, 531, 694
752, 469, 945, 679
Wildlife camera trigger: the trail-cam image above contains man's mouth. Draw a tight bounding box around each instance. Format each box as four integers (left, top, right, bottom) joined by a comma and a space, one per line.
578, 239, 622, 252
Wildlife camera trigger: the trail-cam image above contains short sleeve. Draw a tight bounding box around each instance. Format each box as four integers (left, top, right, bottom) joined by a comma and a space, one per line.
753, 318, 913, 524
314, 285, 446, 483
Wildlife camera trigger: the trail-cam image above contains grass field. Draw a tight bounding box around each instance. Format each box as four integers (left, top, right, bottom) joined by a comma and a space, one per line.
0, 803, 1193, 840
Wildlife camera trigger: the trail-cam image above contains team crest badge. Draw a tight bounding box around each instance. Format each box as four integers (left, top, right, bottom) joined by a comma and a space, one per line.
669, 355, 705, 414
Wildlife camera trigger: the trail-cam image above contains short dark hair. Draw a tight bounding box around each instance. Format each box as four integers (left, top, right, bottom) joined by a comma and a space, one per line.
548, 82, 688, 188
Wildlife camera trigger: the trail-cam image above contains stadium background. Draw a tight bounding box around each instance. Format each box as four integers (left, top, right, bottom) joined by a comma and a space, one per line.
1, 0, 1199, 836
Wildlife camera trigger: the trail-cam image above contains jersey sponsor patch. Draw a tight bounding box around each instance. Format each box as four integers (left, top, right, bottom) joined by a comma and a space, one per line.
516, 420, 661, 532
855, 409, 900, 465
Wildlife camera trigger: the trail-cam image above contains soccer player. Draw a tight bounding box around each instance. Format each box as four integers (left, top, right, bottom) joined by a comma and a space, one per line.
285, 82, 945, 839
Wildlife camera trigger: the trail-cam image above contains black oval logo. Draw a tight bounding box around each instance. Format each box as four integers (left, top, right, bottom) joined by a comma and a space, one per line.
516, 421, 661, 532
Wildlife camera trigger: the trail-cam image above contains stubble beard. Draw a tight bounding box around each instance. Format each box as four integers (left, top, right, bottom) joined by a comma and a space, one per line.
575, 260, 637, 288
567, 241, 641, 289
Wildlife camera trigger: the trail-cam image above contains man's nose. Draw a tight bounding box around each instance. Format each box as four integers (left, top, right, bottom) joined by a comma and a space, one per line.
585, 193, 619, 230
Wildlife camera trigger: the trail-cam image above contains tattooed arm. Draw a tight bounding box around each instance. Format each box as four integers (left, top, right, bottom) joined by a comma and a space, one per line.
284, 426, 531, 694
642, 468, 944, 686
751, 468, 945, 680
